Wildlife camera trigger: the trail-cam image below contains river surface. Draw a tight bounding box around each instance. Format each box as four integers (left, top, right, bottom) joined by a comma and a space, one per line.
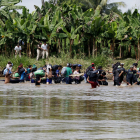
0, 80, 140, 140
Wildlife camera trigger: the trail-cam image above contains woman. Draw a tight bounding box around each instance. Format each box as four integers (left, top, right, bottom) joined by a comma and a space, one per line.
73, 66, 80, 84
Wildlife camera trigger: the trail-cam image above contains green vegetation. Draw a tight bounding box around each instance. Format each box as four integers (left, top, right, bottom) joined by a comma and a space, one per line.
0, 0, 140, 69
0, 53, 112, 71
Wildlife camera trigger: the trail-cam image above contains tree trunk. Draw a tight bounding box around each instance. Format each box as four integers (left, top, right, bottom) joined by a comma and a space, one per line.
134, 44, 137, 59
110, 39, 115, 56
69, 39, 74, 57
5, 44, 6, 55
95, 41, 97, 57
48, 44, 50, 57
58, 39, 60, 53
64, 38, 66, 52
128, 45, 131, 57
138, 39, 140, 59
88, 39, 90, 57
41, 0, 45, 6
92, 38, 96, 58
26, 43, 28, 56
29, 43, 31, 57
119, 45, 122, 58
112, 39, 115, 56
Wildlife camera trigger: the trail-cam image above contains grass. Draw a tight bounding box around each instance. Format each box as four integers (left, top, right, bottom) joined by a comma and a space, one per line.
0, 54, 138, 72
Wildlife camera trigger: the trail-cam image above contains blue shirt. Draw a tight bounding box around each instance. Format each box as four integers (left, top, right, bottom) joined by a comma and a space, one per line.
56, 69, 59, 76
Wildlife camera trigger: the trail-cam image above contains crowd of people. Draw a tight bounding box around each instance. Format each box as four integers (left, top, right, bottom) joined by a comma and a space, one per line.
2, 60, 140, 88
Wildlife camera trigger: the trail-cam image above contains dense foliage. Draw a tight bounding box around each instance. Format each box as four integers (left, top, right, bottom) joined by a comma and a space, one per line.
0, 0, 140, 59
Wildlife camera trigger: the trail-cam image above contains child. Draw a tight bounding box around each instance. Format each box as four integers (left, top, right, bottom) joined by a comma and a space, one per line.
47, 68, 53, 84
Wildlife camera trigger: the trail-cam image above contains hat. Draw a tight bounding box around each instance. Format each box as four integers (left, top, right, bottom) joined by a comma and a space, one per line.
121, 63, 124, 65
78, 64, 82, 67
92, 63, 94, 65
130, 65, 133, 68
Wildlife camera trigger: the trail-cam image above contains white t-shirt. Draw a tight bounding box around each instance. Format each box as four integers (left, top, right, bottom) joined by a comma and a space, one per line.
41, 44, 48, 51
73, 70, 80, 80
14, 46, 22, 51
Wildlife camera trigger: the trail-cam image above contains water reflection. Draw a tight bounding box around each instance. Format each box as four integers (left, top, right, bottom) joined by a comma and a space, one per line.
0, 82, 140, 139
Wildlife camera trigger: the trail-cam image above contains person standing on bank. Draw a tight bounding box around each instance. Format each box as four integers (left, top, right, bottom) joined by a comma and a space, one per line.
14, 44, 22, 57
41, 42, 48, 59
36, 42, 42, 61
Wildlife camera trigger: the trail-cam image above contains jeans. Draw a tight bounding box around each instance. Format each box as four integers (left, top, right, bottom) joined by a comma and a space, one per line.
65, 77, 72, 84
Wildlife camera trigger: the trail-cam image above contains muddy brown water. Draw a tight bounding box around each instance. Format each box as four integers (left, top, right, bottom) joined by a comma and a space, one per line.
0, 79, 140, 140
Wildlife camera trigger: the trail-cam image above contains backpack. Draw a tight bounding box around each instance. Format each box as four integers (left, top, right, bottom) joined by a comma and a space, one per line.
88, 71, 98, 78
61, 67, 67, 76
52, 65, 59, 71
18, 68, 25, 76
34, 70, 45, 77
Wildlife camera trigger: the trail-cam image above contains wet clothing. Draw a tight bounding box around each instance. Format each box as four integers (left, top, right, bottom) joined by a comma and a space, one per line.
65, 67, 72, 77
56, 69, 60, 77
98, 75, 108, 86
20, 71, 26, 82
119, 67, 125, 83
126, 69, 134, 85
3, 69, 12, 75
97, 69, 102, 74
88, 71, 98, 88
113, 69, 121, 86
47, 78, 52, 84
35, 74, 41, 85
133, 70, 137, 83
89, 81, 98, 88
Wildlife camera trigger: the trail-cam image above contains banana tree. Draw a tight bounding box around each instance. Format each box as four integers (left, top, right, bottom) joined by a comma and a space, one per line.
84, 16, 105, 57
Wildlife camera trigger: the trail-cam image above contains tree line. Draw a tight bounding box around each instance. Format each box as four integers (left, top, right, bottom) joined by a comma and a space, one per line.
0, 0, 140, 59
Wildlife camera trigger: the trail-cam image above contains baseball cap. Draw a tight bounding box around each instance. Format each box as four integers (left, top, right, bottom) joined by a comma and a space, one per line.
78, 64, 82, 67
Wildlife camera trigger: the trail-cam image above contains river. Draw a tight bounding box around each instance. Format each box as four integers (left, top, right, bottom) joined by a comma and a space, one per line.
0, 80, 140, 140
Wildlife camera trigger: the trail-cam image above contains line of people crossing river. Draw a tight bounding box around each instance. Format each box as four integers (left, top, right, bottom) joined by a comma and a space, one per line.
2, 61, 140, 88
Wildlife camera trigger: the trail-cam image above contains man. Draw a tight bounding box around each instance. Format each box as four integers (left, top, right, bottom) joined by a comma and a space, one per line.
54, 65, 62, 83
14, 44, 22, 57
41, 42, 48, 59
113, 65, 123, 86
65, 63, 72, 84
119, 63, 125, 84
87, 70, 99, 88
84, 63, 96, 83
98, 72, 108, 86
126, 66, 135, 86
36, 42, 42, 61
17, 63, 27, 82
